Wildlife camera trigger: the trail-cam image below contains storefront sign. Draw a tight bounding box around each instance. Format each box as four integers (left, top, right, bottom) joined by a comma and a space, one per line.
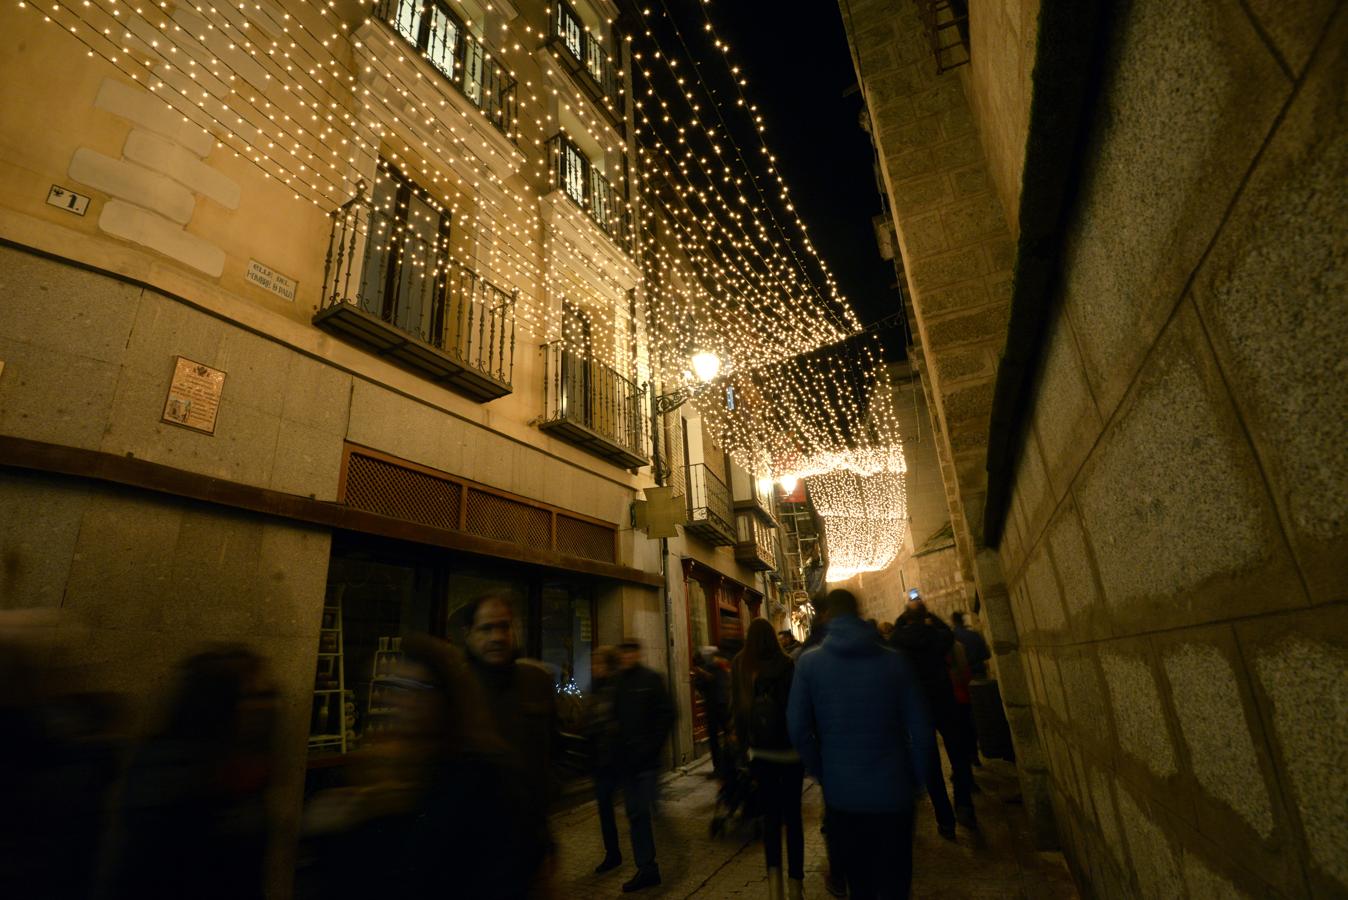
162, 356, 226, 435
245, 258, 297, 302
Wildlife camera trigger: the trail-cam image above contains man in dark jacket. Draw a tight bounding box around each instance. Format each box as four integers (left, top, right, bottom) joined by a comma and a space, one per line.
464, 595, 559, 865
690, 646, 731, 778
951, 612, 991, 679
610, 638, 675, 892
952, 611, 992, 765
890, 592, 977, 838
788, 589, 932, 898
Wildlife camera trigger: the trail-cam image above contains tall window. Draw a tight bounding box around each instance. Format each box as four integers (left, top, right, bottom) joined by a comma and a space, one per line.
559, 137, 589, 207
359, 163, 452, 338
557, 0, 583, 59
389, 0, 464, 82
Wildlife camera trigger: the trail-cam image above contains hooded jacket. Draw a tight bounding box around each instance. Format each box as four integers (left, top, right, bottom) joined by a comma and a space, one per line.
787, 614, 933, 814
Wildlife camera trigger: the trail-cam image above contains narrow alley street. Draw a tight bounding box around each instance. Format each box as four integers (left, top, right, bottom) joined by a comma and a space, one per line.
553, 759, 1077, 899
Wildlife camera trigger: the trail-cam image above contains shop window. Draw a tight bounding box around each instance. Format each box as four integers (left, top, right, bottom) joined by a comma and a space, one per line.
309, 542, 600, 759
309, 555, 438, 756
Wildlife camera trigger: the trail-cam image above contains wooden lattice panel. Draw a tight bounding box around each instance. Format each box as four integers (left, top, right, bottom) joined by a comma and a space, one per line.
556, 514, 616, 563
343, 452, 461, 529
463, 487, 551, 548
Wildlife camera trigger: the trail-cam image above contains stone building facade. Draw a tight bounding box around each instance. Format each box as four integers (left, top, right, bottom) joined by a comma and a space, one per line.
0, 0, 781, 892
840, 0, 1346, 897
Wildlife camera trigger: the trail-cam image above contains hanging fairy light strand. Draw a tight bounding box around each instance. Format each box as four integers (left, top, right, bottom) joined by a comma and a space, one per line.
20, 0, 910, 505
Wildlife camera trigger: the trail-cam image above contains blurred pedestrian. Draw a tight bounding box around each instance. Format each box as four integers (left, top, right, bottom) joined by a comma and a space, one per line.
777, 629, 800, 656
0, 628, 124, 900
951, 612, 988, 767
950, 612, 990, 680
463, 592, 560, 894
107, 647, 277, 900
890, 592, 977, 838
734, 619, 804, 900
788, 590, 932, 899
691, 644, 731, 778
464, 595, 559, 810
609, 638, 675, 892
589, 645, 625, 875
303, 635, 545, 899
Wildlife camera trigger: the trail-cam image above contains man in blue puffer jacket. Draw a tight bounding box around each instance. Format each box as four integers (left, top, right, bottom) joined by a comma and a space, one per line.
788, 589, 933, 899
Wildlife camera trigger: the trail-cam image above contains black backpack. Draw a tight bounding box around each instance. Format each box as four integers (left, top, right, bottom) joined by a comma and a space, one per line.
748, 671, 790, 749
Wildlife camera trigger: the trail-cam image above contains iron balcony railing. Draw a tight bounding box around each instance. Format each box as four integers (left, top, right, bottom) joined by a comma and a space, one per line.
541, 342, 649, 468
318, 186, 516, 396
685, 463, 736, 546
376, 0, 519, 143
550, 133, 632, 252
552, 1, 621, 112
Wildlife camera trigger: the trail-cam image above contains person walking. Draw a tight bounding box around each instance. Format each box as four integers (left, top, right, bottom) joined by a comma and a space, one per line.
303, 635, 545, 900
788, 589, 933, 899
890, 591, 977, 839
734, 618, 805, 900
588, 646, 625, 875
107, 647, 277, 900
609, 638, 675, 893
951, 612, 989, 766
463, 594, 560, 893
691, 644, 731, 778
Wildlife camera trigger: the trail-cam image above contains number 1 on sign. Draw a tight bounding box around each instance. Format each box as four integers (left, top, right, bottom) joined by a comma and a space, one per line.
47, 184, 90, 216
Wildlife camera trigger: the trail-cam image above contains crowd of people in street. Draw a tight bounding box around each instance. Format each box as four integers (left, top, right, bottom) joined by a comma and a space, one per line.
0, 585, 995, 899
696, 587, 999, 899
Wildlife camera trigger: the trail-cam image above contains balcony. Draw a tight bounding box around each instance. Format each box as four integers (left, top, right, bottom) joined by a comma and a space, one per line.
684, 463, 736, 546
549, 1, 623, 123
375, 0, 519, 144
540, 342, 649, 469
735, 511, 778, 572
734, 473, 778, 526
549, 133, 632, 254
314, 187, 515, 402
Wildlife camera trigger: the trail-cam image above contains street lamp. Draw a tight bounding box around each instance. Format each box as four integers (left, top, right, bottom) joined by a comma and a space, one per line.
691, 350, 721, 383
653, 351, 722, 415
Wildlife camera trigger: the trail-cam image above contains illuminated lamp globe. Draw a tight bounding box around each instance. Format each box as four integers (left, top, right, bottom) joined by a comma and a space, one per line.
778, 474, 799, 494
691, 351, 721, 383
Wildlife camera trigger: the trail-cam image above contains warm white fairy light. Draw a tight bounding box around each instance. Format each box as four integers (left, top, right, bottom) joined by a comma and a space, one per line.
810, 465, 909, 582
22, 0, 912, 513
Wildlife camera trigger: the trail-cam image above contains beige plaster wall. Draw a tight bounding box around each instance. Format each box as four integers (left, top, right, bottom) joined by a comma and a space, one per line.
998, 4, 1347, 896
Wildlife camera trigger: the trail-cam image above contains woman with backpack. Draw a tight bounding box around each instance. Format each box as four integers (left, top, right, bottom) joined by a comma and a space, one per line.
733, 617, 805, 900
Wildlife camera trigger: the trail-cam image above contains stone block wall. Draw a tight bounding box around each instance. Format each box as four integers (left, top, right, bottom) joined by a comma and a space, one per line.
838, 0, 1052, 840
999, 3, 1347, 896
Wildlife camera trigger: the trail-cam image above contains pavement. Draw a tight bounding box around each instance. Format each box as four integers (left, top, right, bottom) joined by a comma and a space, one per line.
551, 758, 1079, 899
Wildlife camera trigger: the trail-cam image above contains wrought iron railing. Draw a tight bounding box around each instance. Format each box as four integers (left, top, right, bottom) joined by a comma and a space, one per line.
915, 0, 970, 74
552, 1, 621, 110
542, 342, 649, 463
375, 0, 519, 142
549, 133, 632, 252
686, 463, 735, 540
320, 185, 516, 386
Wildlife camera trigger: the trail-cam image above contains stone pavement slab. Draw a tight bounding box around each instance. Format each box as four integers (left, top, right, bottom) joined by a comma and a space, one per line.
553, 760, 1078, 899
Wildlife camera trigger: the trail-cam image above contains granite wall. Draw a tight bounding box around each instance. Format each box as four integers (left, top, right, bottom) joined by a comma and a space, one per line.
999, 3, 1347, 896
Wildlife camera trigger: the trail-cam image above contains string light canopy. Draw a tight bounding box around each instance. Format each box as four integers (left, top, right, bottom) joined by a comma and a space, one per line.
22, 0, 911, 550
809, 465, 909, 582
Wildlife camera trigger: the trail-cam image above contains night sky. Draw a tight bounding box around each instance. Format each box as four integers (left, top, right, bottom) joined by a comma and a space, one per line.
626, 0, 905, 354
